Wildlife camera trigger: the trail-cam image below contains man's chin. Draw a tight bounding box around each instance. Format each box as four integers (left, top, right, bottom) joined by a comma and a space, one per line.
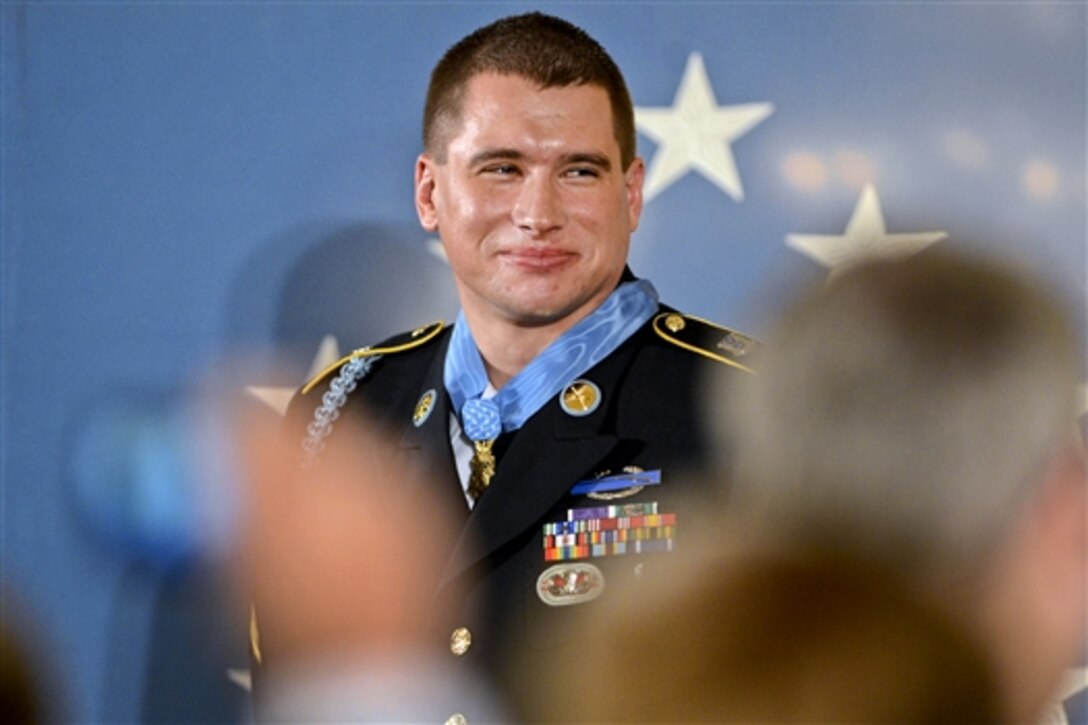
509, 309, 576, 328
503, 300, 591, 329
484, 283, 615, 330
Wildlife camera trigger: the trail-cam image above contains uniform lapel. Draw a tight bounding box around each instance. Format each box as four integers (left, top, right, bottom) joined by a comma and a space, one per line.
394, 331, 468, 518
438, 320, 651, 588
473, 408, 617, 549
438, 412, 618, 589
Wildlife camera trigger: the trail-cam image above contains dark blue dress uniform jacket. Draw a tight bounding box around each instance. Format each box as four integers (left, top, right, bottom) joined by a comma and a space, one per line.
269, 303, 755, 719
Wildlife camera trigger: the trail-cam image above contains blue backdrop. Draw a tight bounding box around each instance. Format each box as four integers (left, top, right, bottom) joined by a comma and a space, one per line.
3, 3, 1085, 721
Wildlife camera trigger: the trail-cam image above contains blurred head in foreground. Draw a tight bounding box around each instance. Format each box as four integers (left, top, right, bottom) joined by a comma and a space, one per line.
226, 403, 503, 722
525, 249, 1083, 722
722, 249, 1086, 721
523, 537, 1002, 723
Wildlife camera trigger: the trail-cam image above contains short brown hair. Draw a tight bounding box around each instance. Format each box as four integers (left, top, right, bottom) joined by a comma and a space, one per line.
422, 12, 636, 169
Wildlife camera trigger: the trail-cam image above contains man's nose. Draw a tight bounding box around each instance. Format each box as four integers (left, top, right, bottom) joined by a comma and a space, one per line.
512, 173, 565, 235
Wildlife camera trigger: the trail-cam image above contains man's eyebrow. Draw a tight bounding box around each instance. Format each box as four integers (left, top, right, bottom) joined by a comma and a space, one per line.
468, 149, 614, 172
564, 152, 612, 172
469, 148, 524, 166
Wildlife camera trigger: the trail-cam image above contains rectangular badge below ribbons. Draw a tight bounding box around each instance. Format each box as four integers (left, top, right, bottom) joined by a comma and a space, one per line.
543, 501, 677, 562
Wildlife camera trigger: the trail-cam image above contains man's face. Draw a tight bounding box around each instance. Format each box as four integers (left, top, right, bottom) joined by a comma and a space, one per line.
415, 73, 644, 329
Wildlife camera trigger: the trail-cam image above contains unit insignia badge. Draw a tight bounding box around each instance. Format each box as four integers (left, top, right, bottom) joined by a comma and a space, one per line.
536, 562, 605, 607
717, 330, 756, 358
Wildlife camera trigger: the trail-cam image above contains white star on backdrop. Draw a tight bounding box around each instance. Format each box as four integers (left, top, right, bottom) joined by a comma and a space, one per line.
786, 184, 947, 271
245, 334, 342, 416
635, 52, 774, 202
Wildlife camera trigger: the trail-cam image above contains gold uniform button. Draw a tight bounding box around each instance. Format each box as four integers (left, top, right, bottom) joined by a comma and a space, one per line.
665, 313, 686, 332
445, 714, 467, 725
450, 626, 472, 656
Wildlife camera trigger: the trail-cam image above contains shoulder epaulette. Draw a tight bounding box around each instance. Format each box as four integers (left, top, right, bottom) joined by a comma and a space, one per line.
652, 312, 759, 374
301, 321, 446, 395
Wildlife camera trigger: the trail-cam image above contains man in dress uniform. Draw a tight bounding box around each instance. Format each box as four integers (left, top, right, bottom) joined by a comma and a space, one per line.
253, 10, 756, 722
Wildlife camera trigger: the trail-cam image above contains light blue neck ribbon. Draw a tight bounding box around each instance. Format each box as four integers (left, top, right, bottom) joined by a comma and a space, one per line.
444, 279, 659, 442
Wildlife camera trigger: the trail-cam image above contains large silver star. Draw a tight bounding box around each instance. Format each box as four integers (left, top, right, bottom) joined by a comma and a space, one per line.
245, 335, 342, 416
635, 52, 774, 202
786, 184, 947, 271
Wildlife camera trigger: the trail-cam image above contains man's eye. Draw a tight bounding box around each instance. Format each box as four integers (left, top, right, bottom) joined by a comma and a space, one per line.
563, 167, 600, 179
483, 164, 518, 176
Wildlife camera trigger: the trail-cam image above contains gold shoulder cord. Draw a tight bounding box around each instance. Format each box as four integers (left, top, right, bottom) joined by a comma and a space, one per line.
652, 312, 757, 374
301, 321, 445, 395
299, 322, 447, 462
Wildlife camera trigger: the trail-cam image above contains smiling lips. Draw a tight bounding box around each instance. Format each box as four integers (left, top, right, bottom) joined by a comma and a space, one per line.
501, 247, 577, 270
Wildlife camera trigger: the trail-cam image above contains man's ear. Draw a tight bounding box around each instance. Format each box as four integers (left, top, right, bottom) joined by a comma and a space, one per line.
625, 157, 645, 233
1011, 441, 1087, 627
415, 155, 439, 232
973, 440, 1087, 722
1043, 442, 1087, 572
1030, 442, 1087, 703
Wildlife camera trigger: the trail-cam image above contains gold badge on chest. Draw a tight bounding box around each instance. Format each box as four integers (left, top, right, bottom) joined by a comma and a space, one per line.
560, 379, 601, 417
412, 388, 437, 427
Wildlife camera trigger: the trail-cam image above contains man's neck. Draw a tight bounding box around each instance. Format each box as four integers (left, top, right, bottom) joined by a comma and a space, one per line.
458, 271, 635, 388
470, 316, 577, 389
